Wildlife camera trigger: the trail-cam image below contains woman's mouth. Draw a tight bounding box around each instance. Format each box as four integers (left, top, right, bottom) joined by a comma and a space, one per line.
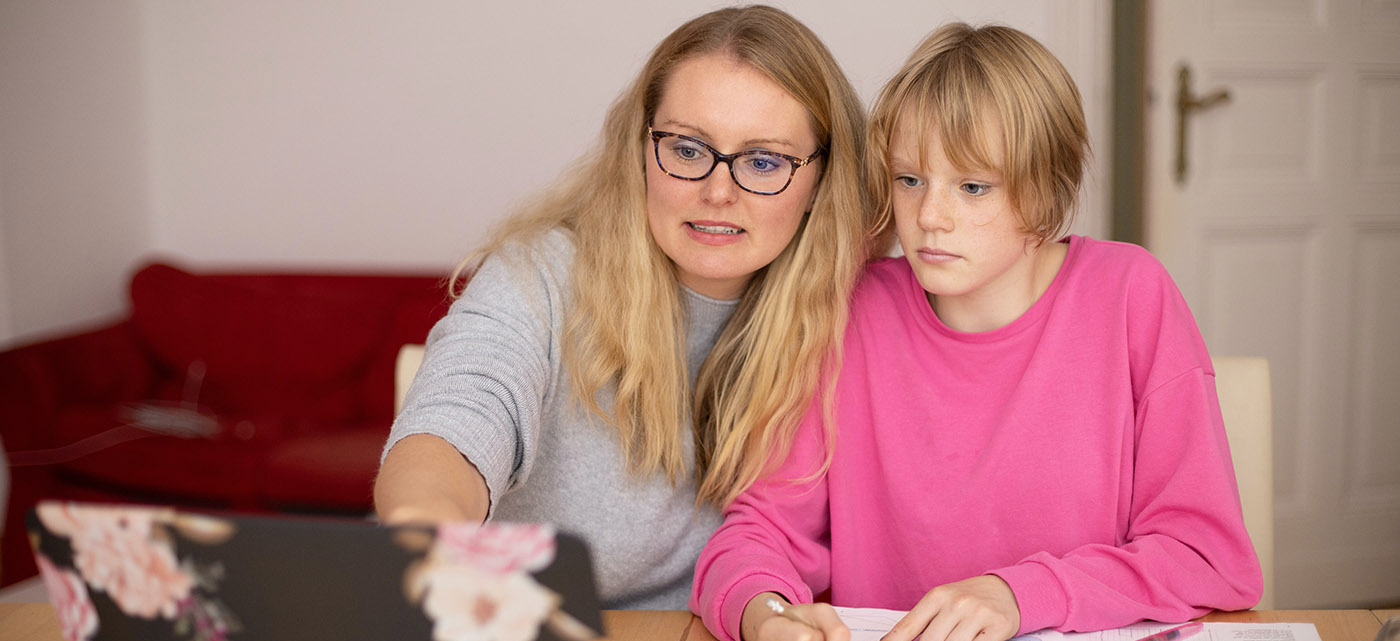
687, 222, 744, 235
684, 221, 746, 246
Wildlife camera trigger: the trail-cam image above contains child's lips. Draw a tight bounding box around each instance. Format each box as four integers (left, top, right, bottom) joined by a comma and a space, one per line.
917, 247, 960, 264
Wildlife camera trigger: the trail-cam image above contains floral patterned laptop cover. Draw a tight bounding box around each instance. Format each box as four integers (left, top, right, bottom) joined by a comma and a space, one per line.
27, 501, 605, 641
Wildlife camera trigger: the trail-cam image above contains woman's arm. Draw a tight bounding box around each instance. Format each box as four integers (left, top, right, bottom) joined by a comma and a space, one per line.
375, 231, 572, 525
374, 433, 490, 524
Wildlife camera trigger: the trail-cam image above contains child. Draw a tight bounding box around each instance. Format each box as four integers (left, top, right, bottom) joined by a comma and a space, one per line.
691, 22, 1263, 641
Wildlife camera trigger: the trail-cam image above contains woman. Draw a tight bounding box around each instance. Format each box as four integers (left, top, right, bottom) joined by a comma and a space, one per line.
374, 5, 878, 610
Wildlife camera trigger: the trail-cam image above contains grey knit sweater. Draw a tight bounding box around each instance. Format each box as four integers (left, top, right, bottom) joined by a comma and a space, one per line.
384, 229, 735, 609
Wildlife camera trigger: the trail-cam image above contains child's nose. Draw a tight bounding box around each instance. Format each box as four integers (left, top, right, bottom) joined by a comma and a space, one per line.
917, 192, 954, 231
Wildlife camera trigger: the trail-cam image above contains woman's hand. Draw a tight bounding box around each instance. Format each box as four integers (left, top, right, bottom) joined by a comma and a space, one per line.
882, 576, 1020, 641
741, 592, 850, 641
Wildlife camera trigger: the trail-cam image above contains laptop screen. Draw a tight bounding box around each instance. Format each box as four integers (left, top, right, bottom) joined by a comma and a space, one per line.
27, 501, 603, 641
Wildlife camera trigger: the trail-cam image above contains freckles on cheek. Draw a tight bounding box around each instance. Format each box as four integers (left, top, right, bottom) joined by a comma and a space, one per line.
967, 208, 1001, 227
891, 198, 919, 230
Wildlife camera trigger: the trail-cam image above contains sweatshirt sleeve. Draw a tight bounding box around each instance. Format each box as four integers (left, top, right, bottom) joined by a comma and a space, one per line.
992, 256, 1263, 632
691, 406, 834, 641
381, 231, 571, 517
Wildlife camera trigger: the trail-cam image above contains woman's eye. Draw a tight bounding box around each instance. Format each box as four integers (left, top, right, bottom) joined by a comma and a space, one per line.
672, 143, 706, 161
743, 154, 784, 174
962, 183, 990, 195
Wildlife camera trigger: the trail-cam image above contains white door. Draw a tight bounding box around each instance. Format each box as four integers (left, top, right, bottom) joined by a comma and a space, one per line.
1146, 1, 1400, 608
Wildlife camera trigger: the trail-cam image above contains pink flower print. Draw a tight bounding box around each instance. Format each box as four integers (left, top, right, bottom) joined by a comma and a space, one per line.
35, 501, 96, 538
417, 562, 555, 641
38, 502, 194, 619
433, 522, 555, 574
36, 554, 99, 641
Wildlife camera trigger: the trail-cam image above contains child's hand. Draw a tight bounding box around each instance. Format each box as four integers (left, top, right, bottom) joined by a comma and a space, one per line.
880, 575, 1020, 641
742, 592, 851, 641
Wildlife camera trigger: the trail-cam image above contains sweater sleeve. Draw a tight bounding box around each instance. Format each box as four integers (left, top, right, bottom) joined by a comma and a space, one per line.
691, 406, 834, 641
382, 231, 571, 517
993, 369, 1263, 632
992, 256, 1263, 632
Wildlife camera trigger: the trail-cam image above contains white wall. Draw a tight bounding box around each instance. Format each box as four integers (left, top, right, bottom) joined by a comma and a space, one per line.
0, 182, 11, 343
0, 1, 1109, 347
0, 1, 152, 348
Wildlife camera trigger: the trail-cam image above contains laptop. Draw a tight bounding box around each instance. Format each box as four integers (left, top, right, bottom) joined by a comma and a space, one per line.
27, 500, 604, 641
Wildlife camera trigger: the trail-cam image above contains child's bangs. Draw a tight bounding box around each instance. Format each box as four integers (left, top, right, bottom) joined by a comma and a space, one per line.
899, 56, 1001, 175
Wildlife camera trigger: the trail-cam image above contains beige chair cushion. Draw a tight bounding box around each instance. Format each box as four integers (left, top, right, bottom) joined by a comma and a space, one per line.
1213, 356, 1274, 609
394, 344, 426, 416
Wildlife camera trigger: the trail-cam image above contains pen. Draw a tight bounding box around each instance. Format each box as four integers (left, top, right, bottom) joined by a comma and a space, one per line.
1133, 622, 1204, 641
765, 597, 817, 628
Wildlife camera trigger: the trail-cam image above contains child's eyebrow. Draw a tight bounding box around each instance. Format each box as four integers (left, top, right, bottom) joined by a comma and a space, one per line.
888, 153, 921, 171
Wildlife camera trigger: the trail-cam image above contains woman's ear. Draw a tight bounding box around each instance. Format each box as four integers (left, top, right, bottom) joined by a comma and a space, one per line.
805, 161, 824, 212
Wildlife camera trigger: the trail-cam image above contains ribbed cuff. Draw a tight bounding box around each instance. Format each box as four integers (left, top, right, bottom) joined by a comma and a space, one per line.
714, 573, 813, 641
991, 561, 1068, 634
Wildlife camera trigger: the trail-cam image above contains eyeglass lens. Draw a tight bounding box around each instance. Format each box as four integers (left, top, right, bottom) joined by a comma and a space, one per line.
654, 133, 795, 194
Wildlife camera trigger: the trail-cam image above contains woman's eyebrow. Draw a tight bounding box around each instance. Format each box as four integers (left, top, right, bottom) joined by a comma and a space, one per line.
654, 119, 798, 151
654, 119, 712, 140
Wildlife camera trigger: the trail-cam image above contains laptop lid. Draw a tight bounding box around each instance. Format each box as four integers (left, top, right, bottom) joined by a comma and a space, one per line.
27, 500, 604, 641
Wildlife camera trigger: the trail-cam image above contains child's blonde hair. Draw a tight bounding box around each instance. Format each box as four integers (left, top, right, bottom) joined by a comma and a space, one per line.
868, 22, 1089, 243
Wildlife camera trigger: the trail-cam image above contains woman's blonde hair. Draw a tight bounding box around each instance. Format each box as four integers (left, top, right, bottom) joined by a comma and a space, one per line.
451, 5, 875, 507
867, 22, 1089, 243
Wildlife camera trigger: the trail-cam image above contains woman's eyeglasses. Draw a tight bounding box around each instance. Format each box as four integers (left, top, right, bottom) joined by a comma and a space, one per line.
648, 127, 822, 196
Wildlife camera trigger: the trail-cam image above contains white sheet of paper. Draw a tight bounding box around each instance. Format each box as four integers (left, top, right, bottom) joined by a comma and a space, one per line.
831, 607, 1323, 641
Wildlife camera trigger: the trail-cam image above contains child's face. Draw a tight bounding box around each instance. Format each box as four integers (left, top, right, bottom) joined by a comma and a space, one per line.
889, 115, 1041, 326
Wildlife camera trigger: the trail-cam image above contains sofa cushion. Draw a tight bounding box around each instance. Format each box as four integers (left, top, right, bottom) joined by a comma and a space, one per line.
263, 428, 387, 511
53, 404, 276, 507
129, 263, 387, 418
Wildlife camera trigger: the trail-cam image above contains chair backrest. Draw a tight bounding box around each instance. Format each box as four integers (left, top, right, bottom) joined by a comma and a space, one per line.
1212, 356, 1274, 609
394, 344, 426, 416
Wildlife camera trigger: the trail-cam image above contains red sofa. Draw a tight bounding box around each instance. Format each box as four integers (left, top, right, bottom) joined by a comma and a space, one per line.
0, 260, 452, 586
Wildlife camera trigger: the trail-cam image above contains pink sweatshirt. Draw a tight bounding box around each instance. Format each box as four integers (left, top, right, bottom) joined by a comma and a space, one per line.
692, 236, 1263, 641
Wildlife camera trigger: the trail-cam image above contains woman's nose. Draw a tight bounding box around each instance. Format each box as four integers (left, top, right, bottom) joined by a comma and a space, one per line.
700, 161, 741, 205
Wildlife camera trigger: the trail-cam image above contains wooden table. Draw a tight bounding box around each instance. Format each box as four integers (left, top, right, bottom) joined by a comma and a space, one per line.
0, 603, 1386, 641
1194, 610, 1381, 641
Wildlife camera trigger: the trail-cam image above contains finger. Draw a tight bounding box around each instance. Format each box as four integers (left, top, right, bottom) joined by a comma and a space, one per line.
914, 611, 960, 641
925, 603, 1015, 641
758, 613, 826, 641
882, 598, 941, 641
804, 603, 851, 641
934, 617, 985, 641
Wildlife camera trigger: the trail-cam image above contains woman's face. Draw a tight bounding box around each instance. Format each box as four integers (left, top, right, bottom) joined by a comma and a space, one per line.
645, 54, 821, 300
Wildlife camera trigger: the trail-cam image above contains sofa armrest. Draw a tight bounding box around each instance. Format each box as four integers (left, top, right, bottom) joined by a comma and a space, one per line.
0, 321, 153, 451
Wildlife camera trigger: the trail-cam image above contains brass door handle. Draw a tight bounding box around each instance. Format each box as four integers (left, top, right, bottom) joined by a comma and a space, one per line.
1176, 64, 1231, 185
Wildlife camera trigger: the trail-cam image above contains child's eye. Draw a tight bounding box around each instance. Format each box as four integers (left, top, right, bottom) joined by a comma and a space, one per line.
961, 183, 990, 196
895, 175, 923, 188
